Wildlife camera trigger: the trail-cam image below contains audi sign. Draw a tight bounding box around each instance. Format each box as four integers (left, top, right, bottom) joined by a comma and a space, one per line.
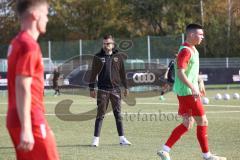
132, 72, 156, 83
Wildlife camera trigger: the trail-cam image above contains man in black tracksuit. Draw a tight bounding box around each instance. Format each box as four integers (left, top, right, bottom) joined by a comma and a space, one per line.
89, 35, 131, 147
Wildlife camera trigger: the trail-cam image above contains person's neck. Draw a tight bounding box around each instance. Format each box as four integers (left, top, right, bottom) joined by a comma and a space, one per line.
21, 22, 40, 41
185, 40, 195, 48
105, 50, 113, 55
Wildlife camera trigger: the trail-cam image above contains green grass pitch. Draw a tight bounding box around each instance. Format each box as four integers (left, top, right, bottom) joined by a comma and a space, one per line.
0, 89, 240, 160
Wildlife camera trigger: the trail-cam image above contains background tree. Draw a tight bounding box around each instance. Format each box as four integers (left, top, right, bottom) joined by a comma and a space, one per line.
0, 0, 240, 58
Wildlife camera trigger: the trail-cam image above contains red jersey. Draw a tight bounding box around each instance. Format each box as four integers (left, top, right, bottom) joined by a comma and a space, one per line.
7, 31, 45, 128
177, 42, 192, 69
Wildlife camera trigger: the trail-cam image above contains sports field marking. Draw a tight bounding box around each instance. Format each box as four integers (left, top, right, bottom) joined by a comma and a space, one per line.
0, 110, 240, 117
135, 102, 240, 108
0, 102, 240, 108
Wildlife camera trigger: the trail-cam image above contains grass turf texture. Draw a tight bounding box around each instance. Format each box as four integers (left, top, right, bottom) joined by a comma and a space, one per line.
0, 88, 239, 160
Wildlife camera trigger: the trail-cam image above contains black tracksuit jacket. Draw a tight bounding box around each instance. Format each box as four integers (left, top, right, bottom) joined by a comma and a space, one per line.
89, 48, 128, 91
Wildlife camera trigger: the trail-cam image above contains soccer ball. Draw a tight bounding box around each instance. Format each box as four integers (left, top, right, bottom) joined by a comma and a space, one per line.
214, 93, 222, 100
202, 97, 209, 104
232, 93, 240, 99
223, 93, 230, 100
159, 96, 165, 101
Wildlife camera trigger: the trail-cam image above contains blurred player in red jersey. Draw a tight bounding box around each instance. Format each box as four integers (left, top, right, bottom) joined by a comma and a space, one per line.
6, 0, 59, 159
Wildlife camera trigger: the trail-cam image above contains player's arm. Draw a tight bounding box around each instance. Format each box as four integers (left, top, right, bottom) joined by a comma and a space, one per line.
198, 76, 206, 96
119, 54, 129, 97
89, 56, 98, 98
15, 75, 34, 152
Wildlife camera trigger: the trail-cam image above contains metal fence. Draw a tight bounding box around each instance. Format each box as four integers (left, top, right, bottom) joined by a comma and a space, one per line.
1, 35, 240, 72
199, 57, 240, 68
38, 35, 183, 61
1, 57, 240, 73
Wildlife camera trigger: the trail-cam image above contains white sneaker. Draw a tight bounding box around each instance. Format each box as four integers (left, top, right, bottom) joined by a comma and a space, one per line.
157, 150, 171, 160
91, 137, 99, 147
119, 137, 131, 146
203, 154, 227, 160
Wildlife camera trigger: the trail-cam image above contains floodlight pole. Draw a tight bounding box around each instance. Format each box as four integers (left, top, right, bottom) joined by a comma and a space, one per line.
147, 35, 151, 68
79, 39, 82, 57
79, 39, 82, 67
200, 0, 204, 26
200, 0, 207, 56
227, 0, 232, 56
181, 33, 185, 43
48, 40, 51, 60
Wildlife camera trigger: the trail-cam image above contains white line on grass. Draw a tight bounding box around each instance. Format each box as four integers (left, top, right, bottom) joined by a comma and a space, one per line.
0, 110, 240, 117
127, 102, 240, 108
1, 102, 240, 108
0, 102, 96, 105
